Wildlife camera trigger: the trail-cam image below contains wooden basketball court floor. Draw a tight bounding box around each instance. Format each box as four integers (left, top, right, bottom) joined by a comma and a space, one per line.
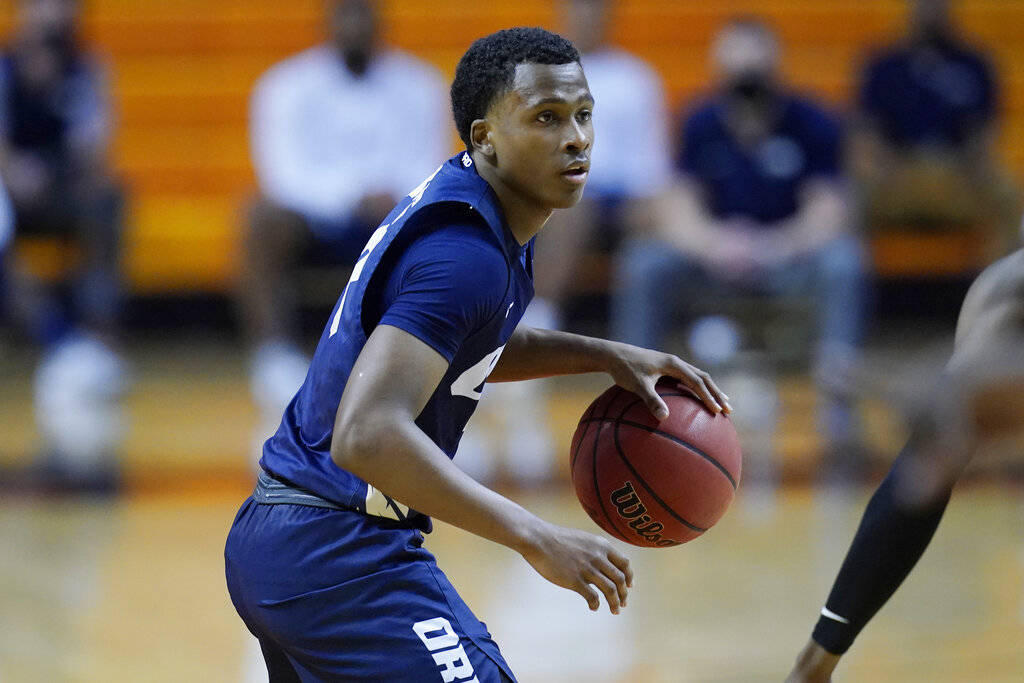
0, 339, 1021, 682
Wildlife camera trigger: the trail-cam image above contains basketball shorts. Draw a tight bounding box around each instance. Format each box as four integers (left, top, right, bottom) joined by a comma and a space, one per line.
225, 497, 516, 682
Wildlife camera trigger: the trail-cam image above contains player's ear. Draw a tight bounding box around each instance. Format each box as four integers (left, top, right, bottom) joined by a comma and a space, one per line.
469, 119, 494, 157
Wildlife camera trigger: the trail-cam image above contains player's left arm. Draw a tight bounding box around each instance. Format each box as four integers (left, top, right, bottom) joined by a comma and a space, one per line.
489, 325, 730, 417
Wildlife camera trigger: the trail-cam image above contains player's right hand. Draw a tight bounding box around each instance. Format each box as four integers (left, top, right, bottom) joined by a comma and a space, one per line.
518, 521, 632, 614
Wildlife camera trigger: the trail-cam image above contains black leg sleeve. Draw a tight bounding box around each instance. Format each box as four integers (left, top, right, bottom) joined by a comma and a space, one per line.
811, 442, 952, 654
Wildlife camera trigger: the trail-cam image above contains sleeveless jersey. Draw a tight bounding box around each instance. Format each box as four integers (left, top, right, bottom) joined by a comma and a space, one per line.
260, 152, 534, 531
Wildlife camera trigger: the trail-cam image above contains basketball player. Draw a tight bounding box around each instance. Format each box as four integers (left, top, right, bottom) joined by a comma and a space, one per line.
787, 247, 1024, 682
225, 27, 730, 682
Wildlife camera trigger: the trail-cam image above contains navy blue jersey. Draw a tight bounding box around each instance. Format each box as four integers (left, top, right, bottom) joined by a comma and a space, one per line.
676, 94, 842, 226
859, 40, 995, 148
260, 152, 534, 531
0, 51, 107, 164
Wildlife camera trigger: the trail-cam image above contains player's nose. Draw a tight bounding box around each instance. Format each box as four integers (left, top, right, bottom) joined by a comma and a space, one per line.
563, 119, 591, 155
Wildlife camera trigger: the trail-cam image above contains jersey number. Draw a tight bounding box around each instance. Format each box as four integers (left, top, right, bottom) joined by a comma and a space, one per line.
450, 345, 505, 401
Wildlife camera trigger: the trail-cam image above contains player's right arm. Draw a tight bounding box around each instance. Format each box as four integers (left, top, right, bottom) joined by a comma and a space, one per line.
331, 322, 633, 615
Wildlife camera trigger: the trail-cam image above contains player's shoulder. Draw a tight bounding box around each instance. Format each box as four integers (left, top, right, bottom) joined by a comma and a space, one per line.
393, 215, 512, 306
407, 212, 507, 267
970, 249, 1024, 304
954, 249, 1024, 346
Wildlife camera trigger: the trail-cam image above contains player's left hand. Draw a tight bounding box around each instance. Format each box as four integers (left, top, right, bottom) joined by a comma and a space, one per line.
605, 342, 731, 419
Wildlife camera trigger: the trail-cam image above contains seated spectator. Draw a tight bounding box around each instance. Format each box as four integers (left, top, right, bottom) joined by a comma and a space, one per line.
852, 0, 1021, 261
458, 0, 674, 486
611, 18, 868, 478
531, 0, 673, 329
238, 0, 448, 456
0, 0, 127, 494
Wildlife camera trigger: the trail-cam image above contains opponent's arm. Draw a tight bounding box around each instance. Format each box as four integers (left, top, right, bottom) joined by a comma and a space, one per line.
490, 325, 731, 417
786, 254, 1024, 682
786, 435, 954, 682
332, 323, 633, 614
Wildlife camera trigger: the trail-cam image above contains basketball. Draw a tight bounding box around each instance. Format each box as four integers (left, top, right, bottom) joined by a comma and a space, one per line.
570, 377, 742, 547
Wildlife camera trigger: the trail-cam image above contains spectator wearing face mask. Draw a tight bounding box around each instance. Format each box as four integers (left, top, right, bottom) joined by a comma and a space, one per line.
611, 18, 868, 479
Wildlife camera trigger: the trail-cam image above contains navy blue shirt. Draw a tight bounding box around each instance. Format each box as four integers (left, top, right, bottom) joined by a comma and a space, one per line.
676, 95, 842, 226
0, 50, 108, 165
859, 39, 995, 148
260, 153, 534, 531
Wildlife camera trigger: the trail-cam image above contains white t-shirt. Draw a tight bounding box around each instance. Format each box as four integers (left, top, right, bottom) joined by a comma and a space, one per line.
250, 46, 449, 223
581, 48, 672, 199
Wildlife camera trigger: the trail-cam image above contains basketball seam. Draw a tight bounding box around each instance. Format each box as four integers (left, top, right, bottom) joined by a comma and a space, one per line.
577, 416, 738, 490
611, 399, 708, 534
570, 395, 598, 471
591, 389, 630, 543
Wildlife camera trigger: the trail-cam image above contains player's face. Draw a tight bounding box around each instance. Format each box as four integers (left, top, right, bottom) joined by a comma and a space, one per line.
486, 62, 594, 211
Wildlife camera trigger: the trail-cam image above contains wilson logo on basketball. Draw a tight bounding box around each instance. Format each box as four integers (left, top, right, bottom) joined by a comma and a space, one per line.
610, 482, 679, 547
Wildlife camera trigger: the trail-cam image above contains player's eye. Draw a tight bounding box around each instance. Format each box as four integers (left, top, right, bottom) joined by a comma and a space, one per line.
577, 109, 592, 123
536, 111, 556, 124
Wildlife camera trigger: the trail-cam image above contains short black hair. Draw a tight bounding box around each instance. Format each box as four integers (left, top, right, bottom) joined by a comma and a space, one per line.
451, 27, 580, 149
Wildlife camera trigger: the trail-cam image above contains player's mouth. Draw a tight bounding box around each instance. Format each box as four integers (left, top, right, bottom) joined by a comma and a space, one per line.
560, 162, 590, 186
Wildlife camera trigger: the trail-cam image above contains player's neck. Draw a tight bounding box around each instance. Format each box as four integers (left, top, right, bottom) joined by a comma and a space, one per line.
472, 154, 553, 245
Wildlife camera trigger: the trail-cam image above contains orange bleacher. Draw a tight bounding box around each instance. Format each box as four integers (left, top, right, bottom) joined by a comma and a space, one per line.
0, 0, 1022, 293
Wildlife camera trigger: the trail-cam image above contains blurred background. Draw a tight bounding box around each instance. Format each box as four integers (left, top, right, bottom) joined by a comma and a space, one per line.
0, 0, 1022, 681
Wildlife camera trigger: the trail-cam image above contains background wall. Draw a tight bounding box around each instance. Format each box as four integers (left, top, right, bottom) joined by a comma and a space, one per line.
2, 0, 1022, 293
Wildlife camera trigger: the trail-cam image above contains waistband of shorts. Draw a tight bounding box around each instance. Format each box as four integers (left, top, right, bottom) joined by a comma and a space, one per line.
253, 470, 346, 511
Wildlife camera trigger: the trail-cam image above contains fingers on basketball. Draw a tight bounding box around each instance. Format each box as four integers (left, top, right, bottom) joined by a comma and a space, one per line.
667, 359, 728, 414
643, 380, 670, 420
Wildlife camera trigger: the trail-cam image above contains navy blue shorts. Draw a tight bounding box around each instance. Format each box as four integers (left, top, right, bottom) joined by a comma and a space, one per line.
225, 497, 516, 682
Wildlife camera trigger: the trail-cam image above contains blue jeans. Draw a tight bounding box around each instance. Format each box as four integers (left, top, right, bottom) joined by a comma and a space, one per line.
610, 235, 869, 444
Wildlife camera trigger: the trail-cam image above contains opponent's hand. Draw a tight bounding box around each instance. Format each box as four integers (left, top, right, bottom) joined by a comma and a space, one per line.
605, 342, 732, 418
518, 520, 632, 614
785, 639, 840, 683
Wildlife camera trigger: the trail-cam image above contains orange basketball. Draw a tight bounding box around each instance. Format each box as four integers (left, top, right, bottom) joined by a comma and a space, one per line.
570, 378, 742, 547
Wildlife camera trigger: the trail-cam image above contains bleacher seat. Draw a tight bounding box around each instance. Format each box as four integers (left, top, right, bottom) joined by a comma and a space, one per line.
0, 0, 1018, 293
